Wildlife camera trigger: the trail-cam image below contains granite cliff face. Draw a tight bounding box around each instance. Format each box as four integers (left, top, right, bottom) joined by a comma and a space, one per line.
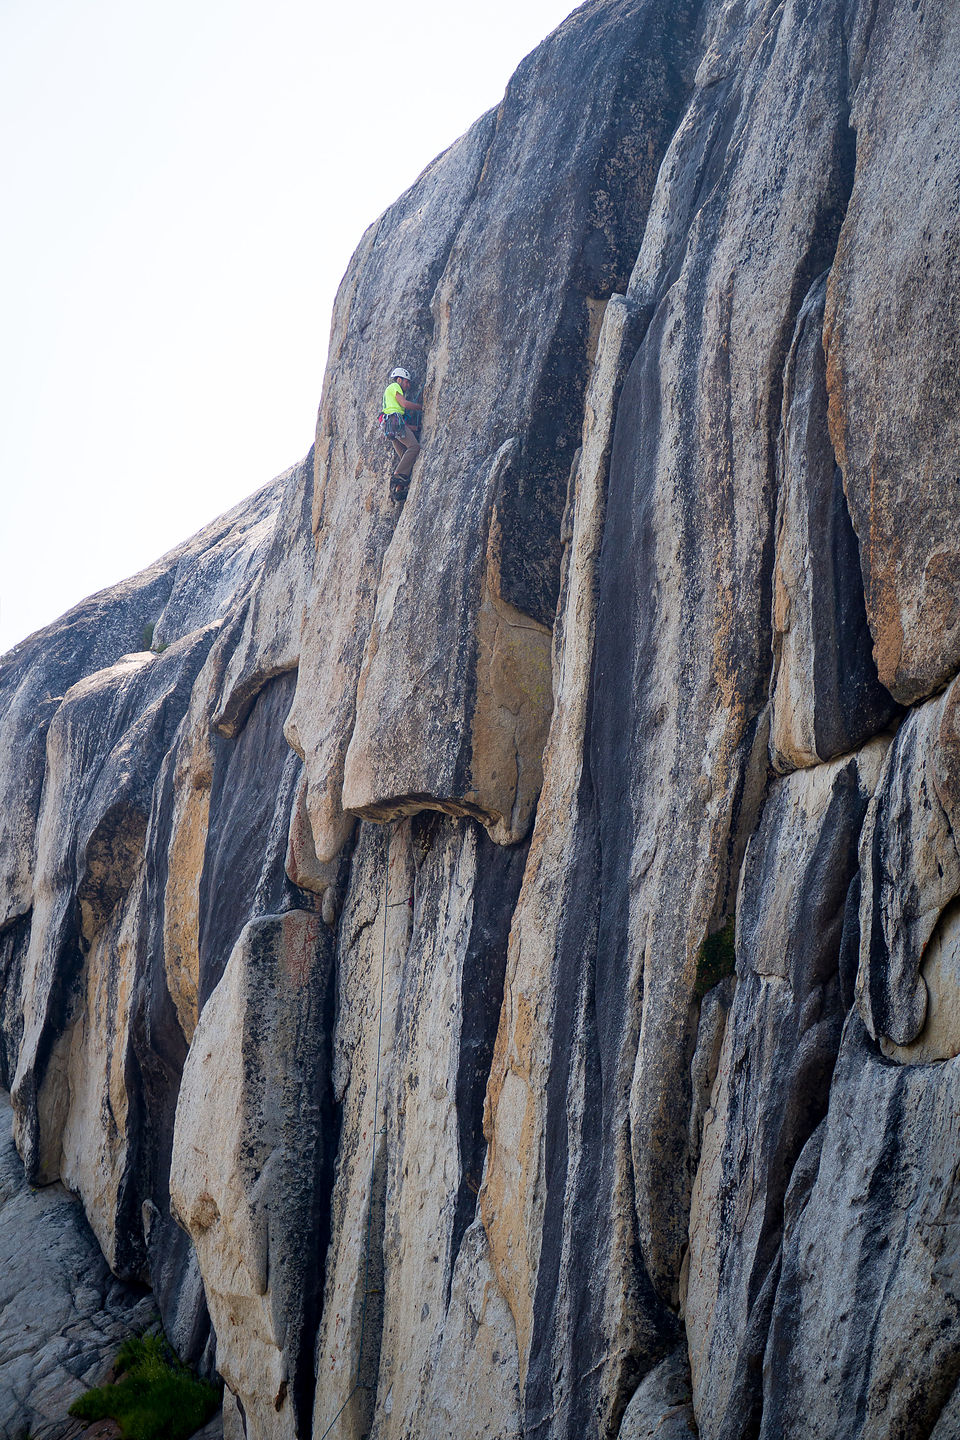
3, 1, 960, 1437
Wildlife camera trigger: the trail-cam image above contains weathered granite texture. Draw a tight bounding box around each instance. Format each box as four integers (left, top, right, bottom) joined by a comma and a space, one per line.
2, 1, 960, 1438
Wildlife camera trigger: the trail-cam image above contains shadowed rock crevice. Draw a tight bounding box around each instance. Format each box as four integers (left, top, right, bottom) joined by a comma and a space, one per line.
522, 762, 679, 1440
450, 828, 530, 1292
771, 273, 901, 772
125, 746, 212, 1360
78, 802, 150, 943
198, 670, 307, 1007
0, 912, 29, 1091
352, 1141, 388, 1440
812, 463, 900, 758
523, 773, 596, 1435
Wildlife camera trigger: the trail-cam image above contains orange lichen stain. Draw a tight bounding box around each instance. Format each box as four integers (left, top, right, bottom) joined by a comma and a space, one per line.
164, 779, 211, 1045
470, 508, 554, 844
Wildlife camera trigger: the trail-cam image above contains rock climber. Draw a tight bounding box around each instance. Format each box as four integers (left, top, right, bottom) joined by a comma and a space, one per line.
382, 367, 422, 501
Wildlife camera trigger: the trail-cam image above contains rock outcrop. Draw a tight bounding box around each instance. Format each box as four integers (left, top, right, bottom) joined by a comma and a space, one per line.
3, 1, 960, 1438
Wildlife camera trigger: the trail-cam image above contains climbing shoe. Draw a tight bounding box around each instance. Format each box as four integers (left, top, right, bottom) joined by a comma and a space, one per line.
389, 475, 409, 503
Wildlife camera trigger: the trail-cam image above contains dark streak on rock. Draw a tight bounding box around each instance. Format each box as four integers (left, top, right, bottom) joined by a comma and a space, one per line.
449, 828, 530, 1297
198, 670, 304, 1007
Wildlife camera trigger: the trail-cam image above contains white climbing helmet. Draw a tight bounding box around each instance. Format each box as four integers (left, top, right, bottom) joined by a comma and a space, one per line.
390, 367, 411, 380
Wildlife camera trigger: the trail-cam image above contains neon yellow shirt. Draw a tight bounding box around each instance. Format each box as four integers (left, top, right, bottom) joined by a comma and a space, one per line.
383, 382, 405, 416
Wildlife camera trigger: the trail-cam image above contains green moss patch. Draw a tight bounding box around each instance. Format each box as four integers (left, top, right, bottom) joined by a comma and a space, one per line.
68, 1333, 219, 1440
694, 915, 736, 999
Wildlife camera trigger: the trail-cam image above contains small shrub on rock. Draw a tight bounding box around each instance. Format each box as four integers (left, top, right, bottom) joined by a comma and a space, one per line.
68, 1332, 219, 1440
694, 916, 736, 998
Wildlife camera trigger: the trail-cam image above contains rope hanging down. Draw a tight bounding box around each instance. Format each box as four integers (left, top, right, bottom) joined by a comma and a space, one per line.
317, 833, 393, 1440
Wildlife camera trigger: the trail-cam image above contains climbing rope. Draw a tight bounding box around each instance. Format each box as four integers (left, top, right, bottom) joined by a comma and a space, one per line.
317, 832, 393, 1440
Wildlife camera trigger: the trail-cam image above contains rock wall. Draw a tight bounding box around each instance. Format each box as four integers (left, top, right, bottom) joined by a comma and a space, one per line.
2, 1, 960, 1437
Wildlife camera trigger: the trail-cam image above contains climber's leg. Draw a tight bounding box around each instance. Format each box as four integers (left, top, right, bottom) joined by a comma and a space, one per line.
392, 425, 420, 478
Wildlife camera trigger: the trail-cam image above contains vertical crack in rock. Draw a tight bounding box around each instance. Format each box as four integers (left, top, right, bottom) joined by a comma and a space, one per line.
357, 818, 523, 1437
449, 826, 530, 1295
354, 1140, 388, 1440
808, 465, 897, 763
198, 671, 304, 1007
482, 287, 657, 1440
311, 812, 531, 1439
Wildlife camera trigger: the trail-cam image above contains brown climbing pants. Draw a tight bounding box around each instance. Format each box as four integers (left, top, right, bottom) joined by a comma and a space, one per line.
391, 424, 420, 478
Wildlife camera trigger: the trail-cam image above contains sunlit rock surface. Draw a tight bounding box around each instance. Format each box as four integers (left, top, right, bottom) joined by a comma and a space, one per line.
2, 1, 960, 1438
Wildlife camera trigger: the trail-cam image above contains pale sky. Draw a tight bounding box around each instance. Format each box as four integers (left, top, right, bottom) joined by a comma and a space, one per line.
0, 0, 581, 655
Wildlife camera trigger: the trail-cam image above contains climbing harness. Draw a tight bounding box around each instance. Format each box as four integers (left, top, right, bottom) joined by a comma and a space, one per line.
317, 834, 397, 1440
